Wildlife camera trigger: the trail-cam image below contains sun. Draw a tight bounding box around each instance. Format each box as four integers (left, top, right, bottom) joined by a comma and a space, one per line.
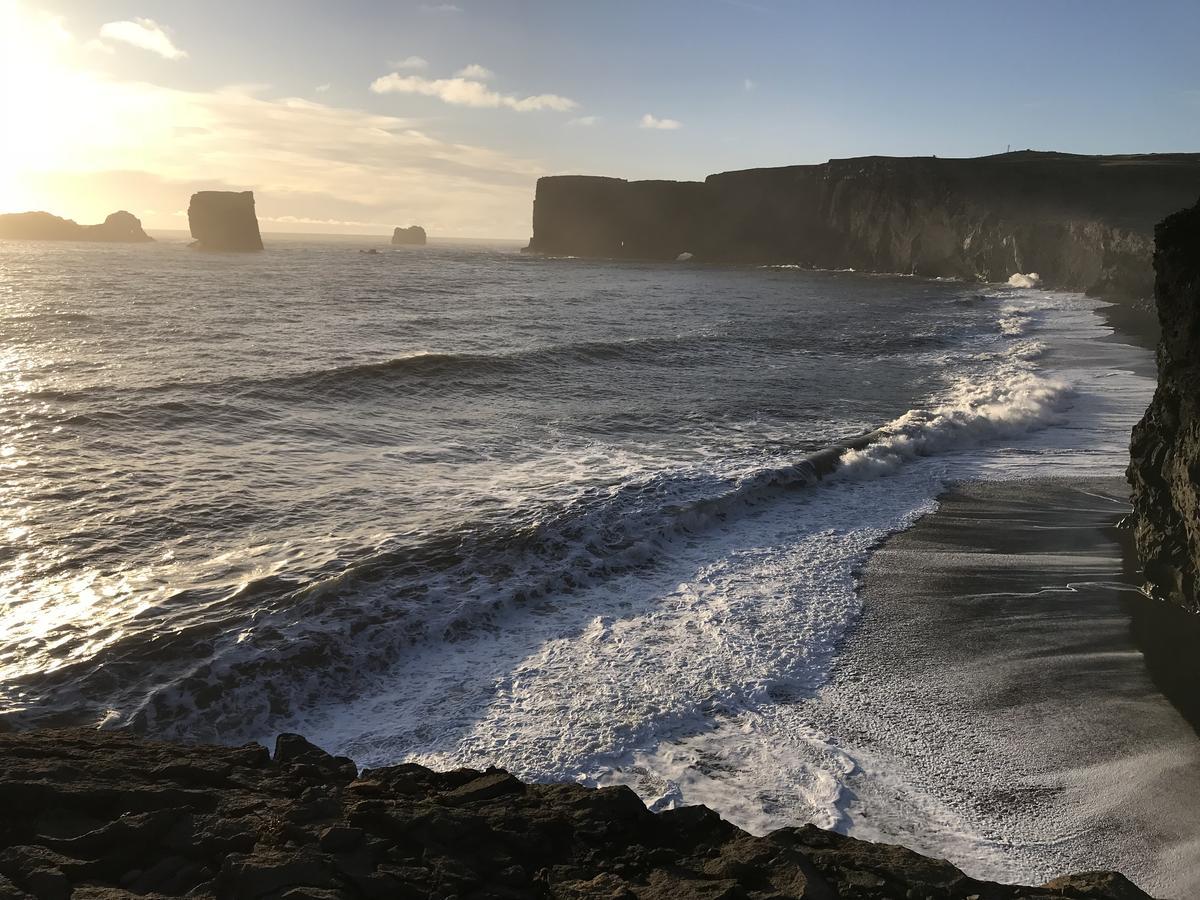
0, 1, 90, 212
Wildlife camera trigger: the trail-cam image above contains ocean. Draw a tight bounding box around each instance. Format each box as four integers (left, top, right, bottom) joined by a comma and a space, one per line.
0, 234, 1159, 879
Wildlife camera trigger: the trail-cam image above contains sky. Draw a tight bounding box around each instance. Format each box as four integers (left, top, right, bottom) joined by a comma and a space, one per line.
2, 0, 1198, 238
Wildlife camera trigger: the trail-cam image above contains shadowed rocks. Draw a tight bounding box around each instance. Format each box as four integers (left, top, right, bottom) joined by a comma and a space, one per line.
188, 191, 264, 251
0, 210, 153, 243
1129, 197, 1200, 610
0, 729, 1154, 899
392, 226, 427, 246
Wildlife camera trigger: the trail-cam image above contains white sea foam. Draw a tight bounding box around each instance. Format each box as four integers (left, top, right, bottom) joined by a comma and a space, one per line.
1007, 271, 1042, 288
259, 284, 1159, 891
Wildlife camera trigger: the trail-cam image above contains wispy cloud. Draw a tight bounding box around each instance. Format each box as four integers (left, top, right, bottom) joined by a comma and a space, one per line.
391, 55, 428, 70
419, 3, 462, 12
371, 73, 577, 112
98, 17, 186, 60
455, 63, 494, 80
315, 83, 332, 93
743, 78, 756, 91
640, 113, 682, 130
568, 115, 600, 127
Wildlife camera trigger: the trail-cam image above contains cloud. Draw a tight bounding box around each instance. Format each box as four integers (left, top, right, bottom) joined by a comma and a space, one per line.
455, 63, 494, 80
391, 55, 428, 70
98, 18, 186, 60
371, 73, 576, 112
743, 78, 756, 91
568, 116, 600, 127
639, 113, 682, 130
315, 83, 331, 93
419, 3, 462, 12
12, 76, 547, 237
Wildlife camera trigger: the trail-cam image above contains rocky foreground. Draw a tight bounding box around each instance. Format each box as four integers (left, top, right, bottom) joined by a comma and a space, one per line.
0, 729, 1152, 900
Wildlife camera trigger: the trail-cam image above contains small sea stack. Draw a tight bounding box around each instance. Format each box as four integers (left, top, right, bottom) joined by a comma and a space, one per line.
391, 225, 426, 246
188, 191, 264, 251
0, 210, 153, 243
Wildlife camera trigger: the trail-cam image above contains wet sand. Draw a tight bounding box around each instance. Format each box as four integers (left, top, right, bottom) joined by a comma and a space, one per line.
821, 477, 1200, 898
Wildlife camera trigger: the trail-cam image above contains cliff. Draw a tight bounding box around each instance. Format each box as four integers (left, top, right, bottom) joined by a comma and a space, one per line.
0, 729, 1152, 900
392, 225, 427, 246
188, 191, 264, 251
1129, 198, 1200, 610
0, 210, 152, 243
526, 152, 1200, 296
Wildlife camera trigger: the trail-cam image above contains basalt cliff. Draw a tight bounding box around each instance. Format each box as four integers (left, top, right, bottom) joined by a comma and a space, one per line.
525, 151, 1200, 297
0, 210, 152, 243
0, 729, 1153, 900
1129, 198, 1200, 610
188, 191, 264, 252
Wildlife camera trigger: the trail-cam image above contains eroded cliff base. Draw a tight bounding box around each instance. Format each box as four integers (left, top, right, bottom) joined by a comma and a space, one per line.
0, 729, 1153, 899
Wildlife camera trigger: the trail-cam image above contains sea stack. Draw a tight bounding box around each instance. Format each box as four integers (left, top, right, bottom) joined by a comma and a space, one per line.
0, 210, 153, 243
392, 225, 427, 246
1129, 197, 1200, 610
188, 191, 264, 251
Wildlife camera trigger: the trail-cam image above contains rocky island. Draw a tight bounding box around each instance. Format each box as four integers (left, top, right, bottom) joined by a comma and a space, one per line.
391, 225, 427, 246
0, 728, 1152, 899
1129, 197, 1200, 610
525, 151, 1200, 296
188, 191, 264, 251
0, 210, 152, 243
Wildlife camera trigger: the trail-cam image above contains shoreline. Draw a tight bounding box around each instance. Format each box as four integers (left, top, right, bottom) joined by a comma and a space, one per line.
823, 476, 1200, 896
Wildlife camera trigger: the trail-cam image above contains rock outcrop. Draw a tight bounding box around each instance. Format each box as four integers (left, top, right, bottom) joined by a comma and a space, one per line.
391, 225, 427, 246
188, 191, 264, 251
0, 728, 1153, 899
525, 151, 1200, 297
0, 210, 152, 243
1129, 198, 1200, 610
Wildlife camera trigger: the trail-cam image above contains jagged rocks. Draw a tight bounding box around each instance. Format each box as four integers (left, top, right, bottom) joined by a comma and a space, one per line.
0, 210, 153, 243
391, 226, 426, 246
188, 191, 264, 251
0, 729, 1155, 899
1129, 197, 1200, 610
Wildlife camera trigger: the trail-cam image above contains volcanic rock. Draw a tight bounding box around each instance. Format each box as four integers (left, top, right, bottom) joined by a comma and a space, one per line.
0, 728, 1155, 899
391, 226, 426, 246
0, 210, 153, 243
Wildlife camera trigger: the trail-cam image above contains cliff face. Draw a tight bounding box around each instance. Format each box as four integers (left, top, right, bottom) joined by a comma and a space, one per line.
526, 152, 1200, 296
188, 191, 264, 251
1129, 198, 1200, 610
391, 225, 427, 245
0, 210, 152, 243
0, 728, 1152, 900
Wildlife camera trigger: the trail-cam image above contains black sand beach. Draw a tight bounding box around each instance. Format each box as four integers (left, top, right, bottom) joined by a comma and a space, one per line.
824, 476, 1200, 897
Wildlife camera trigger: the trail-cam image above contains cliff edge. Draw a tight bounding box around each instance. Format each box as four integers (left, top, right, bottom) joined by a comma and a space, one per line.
188, 191, 264, 251
0, 210, 152, 243
525, 152, 1200, 297
392, 225, 427, 245
0, 729, 1153, 899
1129, 198, 1200, 610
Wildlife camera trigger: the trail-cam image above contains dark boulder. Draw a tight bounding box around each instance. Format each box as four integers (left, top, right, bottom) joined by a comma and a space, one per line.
187, 191, 264, 251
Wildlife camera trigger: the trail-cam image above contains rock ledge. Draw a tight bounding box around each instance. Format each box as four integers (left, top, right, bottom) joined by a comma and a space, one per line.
0, 729, 1154, 899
